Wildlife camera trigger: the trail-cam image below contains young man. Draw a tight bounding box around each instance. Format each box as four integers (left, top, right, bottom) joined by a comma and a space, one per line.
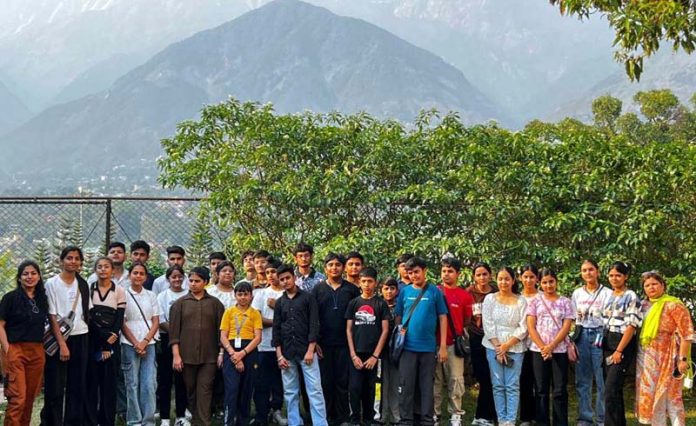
293, 242, 325, 292
345, 267, 390, 426
395, 257, 448, 426
251, 258, 288, 426
273, 264, 328, 426
344, 251, 365, 288
88, 242, 128, 288
380, 278, 401, 426
153, 245, 190, 294
169, 267, 225, 426
236, 250, 257, 285
208, 251, 227, 286
41, 246, 93, 426
130, 240, 155, 290
312, 253, 361, 425
252, 250, 271, 292
395, 253, 414, 290
434, 257, 474, 426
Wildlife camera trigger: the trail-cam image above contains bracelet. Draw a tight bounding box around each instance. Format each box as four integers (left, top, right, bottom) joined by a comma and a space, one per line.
242, 348, 248, 355
370, 354, 379, 360
218, 350, 224, 355
277, 356, 285, 362
615, 349, 622, 353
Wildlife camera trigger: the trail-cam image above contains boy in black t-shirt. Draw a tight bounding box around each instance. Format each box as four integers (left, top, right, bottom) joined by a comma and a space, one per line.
379, 277, 400, 425
345, 267, 390, 426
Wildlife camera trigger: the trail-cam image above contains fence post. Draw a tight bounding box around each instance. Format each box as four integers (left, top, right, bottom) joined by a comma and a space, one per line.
105, 198, 112, 249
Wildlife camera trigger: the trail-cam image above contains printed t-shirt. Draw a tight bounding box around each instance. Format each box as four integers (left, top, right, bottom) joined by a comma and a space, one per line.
345, 295, 391, 353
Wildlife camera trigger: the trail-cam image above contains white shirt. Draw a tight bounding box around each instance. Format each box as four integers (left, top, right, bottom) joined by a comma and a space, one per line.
152, 274, 190, 295
482, 294, 528, 353
251, 286, 285, 352
122, 287, 160, 345
46, 275, 91, 336
87, 270, 129, 289
207, 286, 236, 309
571, 285, 611, 329
157, 289, 188, 325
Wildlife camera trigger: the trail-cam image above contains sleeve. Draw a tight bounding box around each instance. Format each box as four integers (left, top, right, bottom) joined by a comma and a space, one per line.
157, 293, 168, 323
252, 309, 263, 330
271, 298, 282, 348
481, 295, 495, 339
394, 289, 404, 317
220, 308, 231, 331
149, 291, 160, 318
168, 299, 182, 346
672, 303, 695, 341
462, 291, 474, 323
435, 287, 448, 316
0, 292, 11, 320
380, 299, 392, 321
527, 297, 538, 317
113, 288, 126, 333
216, 300, 225, 332
251, 290, 264, 311
511, 297, 528, 342
308, 294, 320, 343
47, 281, 58, 316
624, 291, 642, 328
344, 299, 356, 320
563, 297, 576, 320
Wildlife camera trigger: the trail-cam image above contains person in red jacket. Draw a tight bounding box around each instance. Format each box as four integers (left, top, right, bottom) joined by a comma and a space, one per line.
434, 256, 474, 426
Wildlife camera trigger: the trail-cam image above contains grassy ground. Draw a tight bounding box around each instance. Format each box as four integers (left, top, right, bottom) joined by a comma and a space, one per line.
2, 380, 695, 425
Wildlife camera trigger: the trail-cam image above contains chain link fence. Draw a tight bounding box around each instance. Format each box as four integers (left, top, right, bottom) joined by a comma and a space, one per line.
0, 196, 227, 296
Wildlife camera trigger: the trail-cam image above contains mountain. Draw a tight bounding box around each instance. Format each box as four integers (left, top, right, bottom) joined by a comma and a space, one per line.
0, 80, 31, 135
2, 0, 501, 188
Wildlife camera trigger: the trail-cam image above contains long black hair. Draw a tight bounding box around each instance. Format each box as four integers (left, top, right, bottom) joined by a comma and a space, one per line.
16, 260, 49, 312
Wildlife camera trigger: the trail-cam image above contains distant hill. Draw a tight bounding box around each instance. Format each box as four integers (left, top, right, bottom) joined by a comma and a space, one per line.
0, 79, 30, 135
3, 0, 502, 186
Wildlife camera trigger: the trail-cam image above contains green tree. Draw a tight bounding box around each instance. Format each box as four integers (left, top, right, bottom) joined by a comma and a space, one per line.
592, 95, 622, 133
158, 98, 696, 307
550, 0, 696, 80
188, 213, 214, 267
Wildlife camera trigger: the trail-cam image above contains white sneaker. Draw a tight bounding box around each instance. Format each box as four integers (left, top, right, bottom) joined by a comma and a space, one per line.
450, 414, 462, 426
160, 420, 170, 426
272, 409, 288, 426
175, 419, 190, 426
185, 409, 192, 420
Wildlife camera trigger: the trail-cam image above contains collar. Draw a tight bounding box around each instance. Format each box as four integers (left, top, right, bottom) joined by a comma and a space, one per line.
183, 290, 211, 301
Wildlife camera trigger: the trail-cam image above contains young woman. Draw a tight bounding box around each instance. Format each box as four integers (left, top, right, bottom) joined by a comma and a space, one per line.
208, 261, 237, 309
466, 262, 498, 426
41, 246, 92, 426
87, 257, 126, 426
0, 260, 49, 426
601, 261, 642, 426
519, 264, 540, 426
526, 269, 574, 426
482, 267, 528, 426
635, 271, 693, 425
156, 265, 188, 426
121, 262, 160, 426
220, 281, 262, 426
571, 259, 611, 426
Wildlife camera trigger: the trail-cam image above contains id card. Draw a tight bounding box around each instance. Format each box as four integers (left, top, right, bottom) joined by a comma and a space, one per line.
234, 337, 242, 349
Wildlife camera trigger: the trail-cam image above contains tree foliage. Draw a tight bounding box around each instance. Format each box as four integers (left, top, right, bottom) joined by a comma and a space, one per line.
158, 93, 696, 305
549, 0, 696, 80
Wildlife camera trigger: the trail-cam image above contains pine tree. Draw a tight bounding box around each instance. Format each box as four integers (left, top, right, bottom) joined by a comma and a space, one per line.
188, 213, 214, 267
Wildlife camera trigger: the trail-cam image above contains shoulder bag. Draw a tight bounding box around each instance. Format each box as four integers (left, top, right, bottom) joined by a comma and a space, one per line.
539, 295, 578, 363
128, 290, 159, 342
442, 291, 470, 357
390, 284, 428, 363
43, 289, 80, 356
570, 286, 603, 342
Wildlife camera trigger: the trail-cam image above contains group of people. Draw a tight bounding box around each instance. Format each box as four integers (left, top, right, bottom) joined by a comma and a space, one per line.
0, 240, 693, 426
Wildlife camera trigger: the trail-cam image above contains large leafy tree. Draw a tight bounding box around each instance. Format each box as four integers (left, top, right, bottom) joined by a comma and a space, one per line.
159, 93, 696, 303
550, 0, 696, 80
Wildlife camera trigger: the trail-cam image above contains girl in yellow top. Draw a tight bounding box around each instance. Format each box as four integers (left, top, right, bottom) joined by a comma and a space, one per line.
219, 281, 262, 426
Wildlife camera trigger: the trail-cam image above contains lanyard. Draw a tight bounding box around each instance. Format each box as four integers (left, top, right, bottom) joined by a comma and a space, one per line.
234, 312, 248, 337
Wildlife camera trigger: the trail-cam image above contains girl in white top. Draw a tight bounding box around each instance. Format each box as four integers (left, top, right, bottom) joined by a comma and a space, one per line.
519, 264, 540, 426
207, 261, 237, 309
121, 262, 160, 426
482, 267, 528, 426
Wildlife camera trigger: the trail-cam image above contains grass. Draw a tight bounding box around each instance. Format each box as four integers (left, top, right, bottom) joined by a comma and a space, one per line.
2, 377, 695, 425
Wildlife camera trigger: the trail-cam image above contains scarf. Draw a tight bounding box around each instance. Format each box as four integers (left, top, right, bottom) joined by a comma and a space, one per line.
639, 294, 682, 347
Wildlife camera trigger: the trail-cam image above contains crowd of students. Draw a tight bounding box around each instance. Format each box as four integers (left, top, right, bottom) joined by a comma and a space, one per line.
0, 240, 693, 426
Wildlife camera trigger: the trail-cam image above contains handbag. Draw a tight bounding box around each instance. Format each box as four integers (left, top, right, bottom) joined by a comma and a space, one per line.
43, 289, 80, 356
390, 285, 428, 363
446, 310, 470, 358
539, 295, 578, 363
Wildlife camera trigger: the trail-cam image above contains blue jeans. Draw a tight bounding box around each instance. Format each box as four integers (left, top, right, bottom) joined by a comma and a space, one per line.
281, 358, 328, 426
486, 349, 523, 424
575, 327, 605, 424
121, 344, 156, 426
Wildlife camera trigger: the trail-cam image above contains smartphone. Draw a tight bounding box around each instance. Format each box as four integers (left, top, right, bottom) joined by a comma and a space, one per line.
502, 357, 514, 367
605, 355, 614, 366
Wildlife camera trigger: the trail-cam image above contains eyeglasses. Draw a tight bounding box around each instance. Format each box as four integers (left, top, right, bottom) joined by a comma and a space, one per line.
29, 298, 39, 314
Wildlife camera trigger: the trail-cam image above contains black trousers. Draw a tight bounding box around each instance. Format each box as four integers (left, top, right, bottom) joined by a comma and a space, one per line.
222, 342, 258, 426
41, 333, 92, 426
398, 350, 436, 426
319, 345, 350, 423
112, 342, 127, 417
603, 332, 636, 426
349, 353, 378, 424
87, 341, 117, 426
519, 350, 536, 423
532, 351, 569, 426
158, 334, 188, 420
253, 351, 284, 424
469, 333, 496, 422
